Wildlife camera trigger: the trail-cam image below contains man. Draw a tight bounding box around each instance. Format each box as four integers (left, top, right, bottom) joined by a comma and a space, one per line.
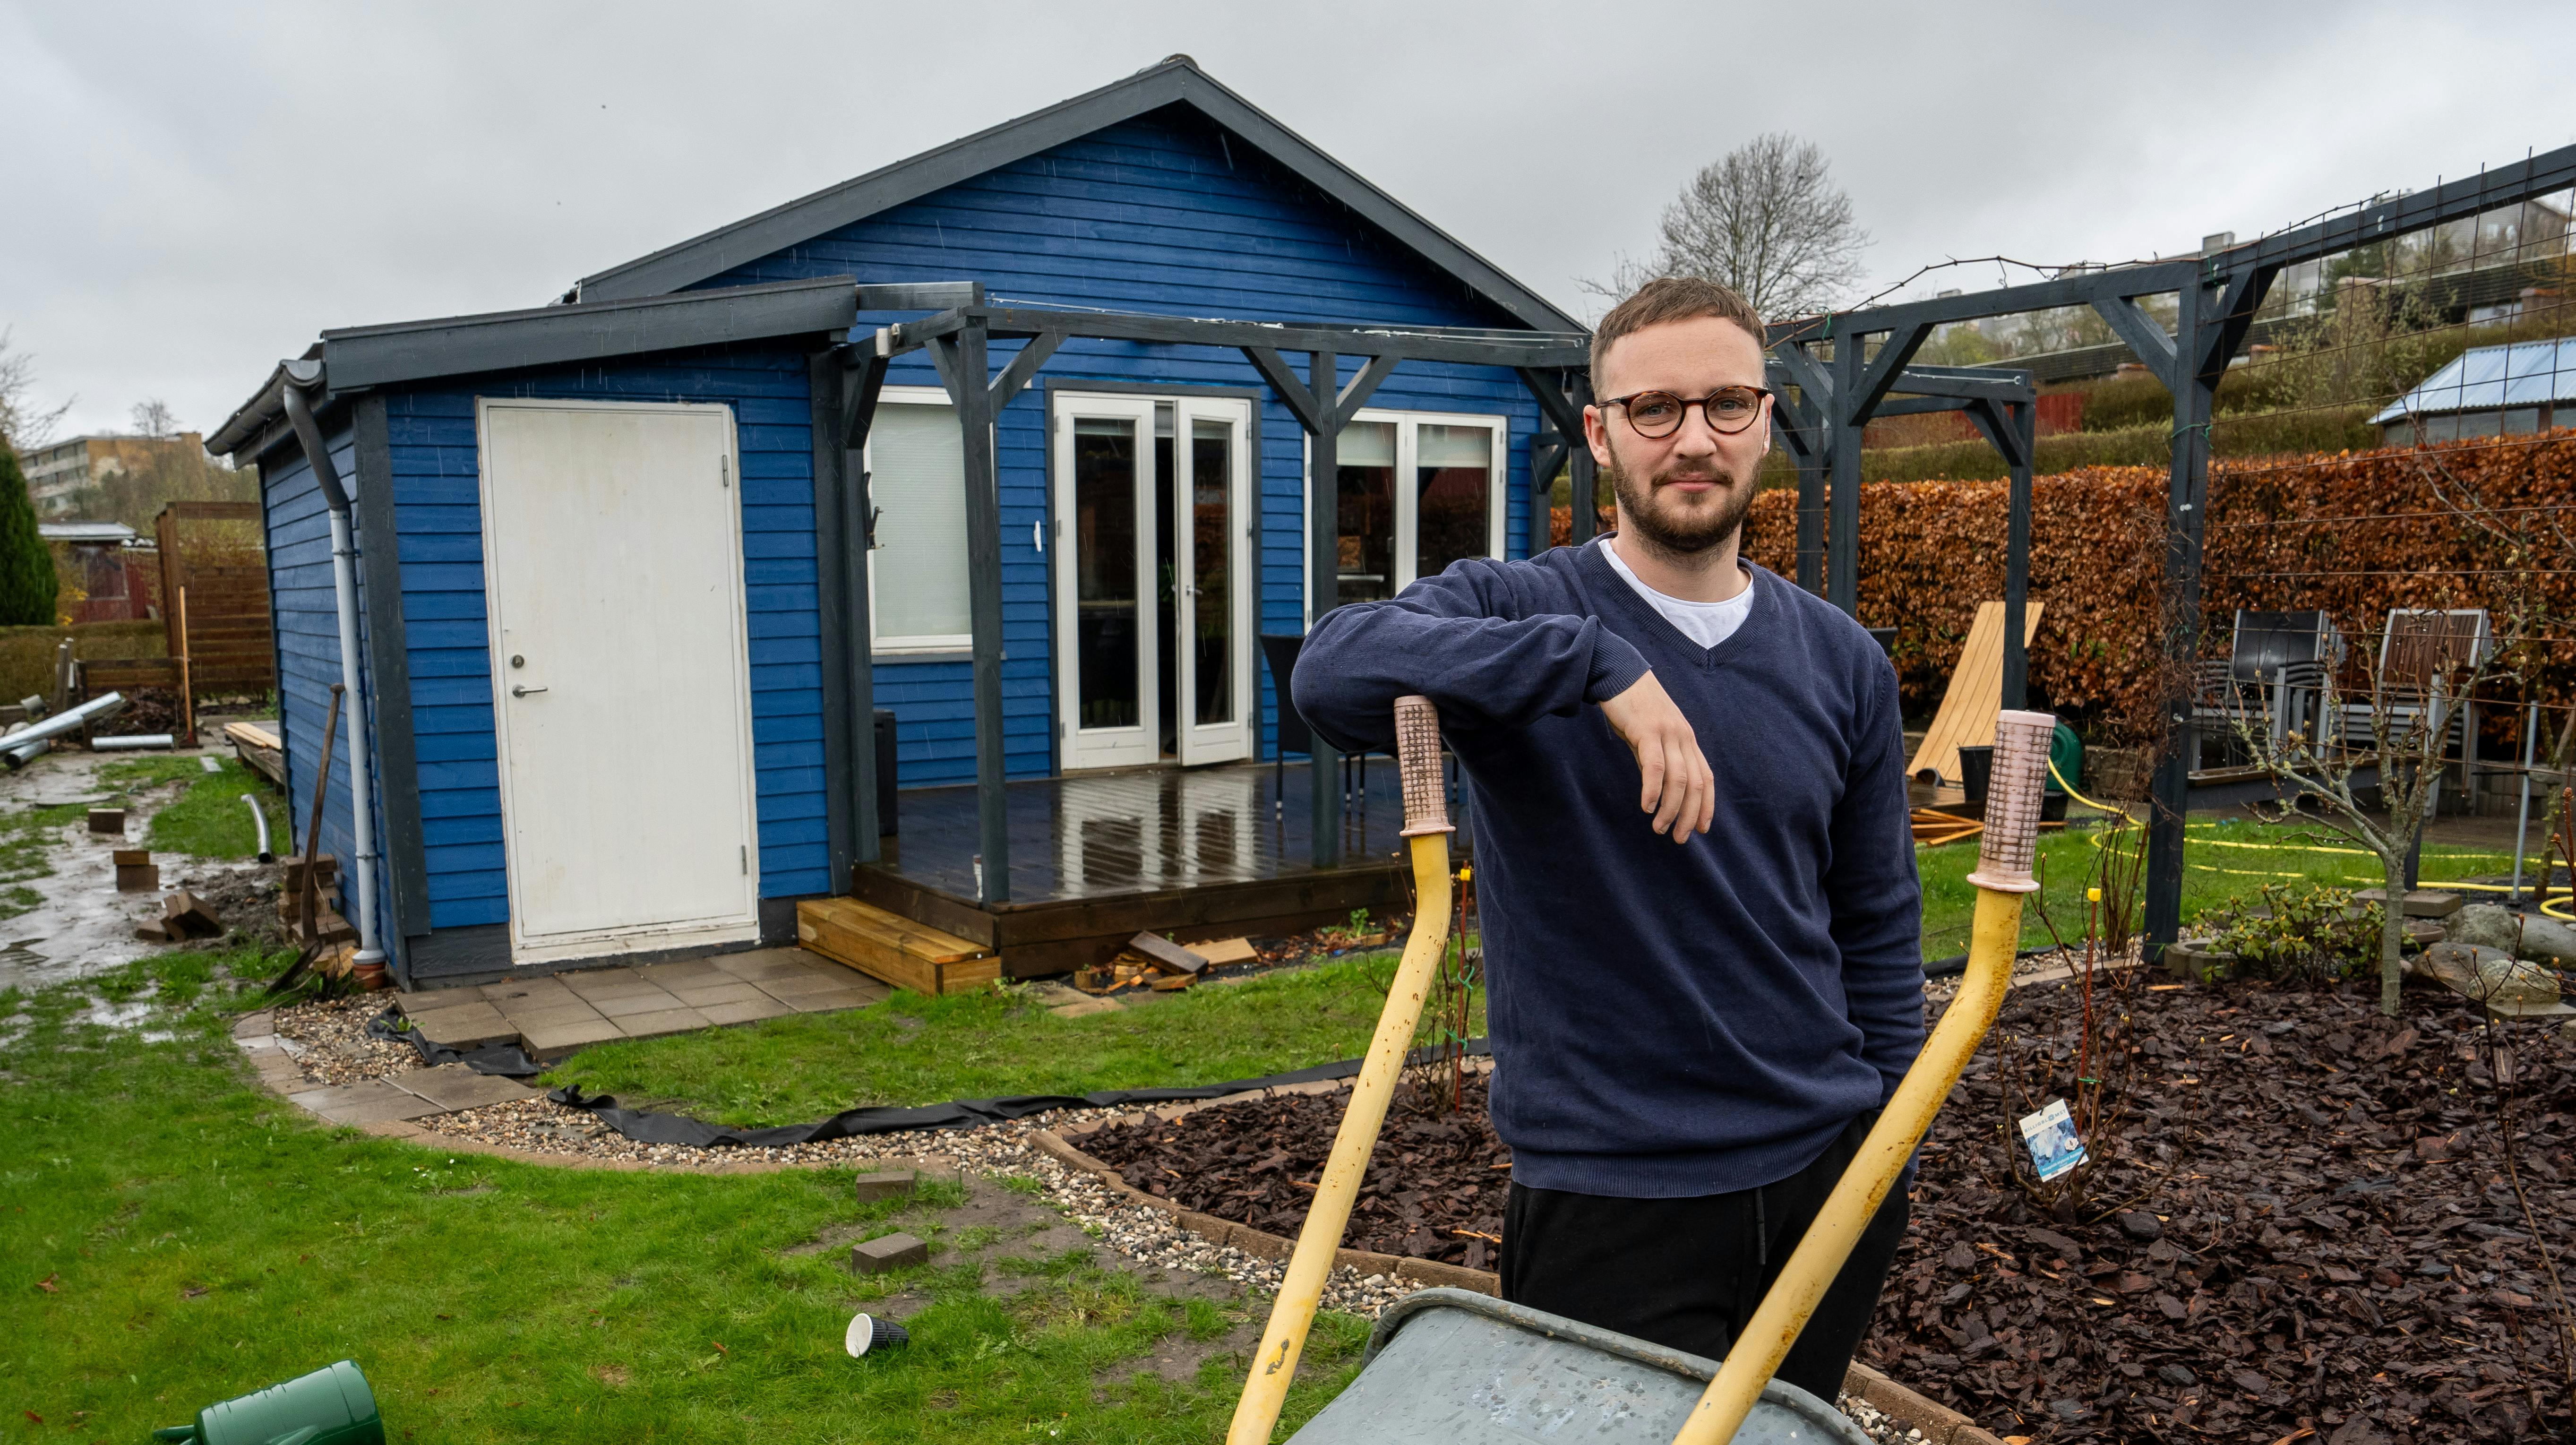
1293, 276, 1921, 1399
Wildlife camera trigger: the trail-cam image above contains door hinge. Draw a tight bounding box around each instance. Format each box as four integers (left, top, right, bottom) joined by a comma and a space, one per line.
740, 844, 747, 874
721, 456, 731, 488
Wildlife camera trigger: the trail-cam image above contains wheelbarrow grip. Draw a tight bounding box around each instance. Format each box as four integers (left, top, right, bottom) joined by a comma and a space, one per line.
1228, 703, 1456, 1445
1671, 711, 2057, 1445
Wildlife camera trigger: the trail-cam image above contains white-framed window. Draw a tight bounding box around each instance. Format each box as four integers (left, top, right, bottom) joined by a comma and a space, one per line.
1301, 409, 1507, 624
865, 387, 972, 653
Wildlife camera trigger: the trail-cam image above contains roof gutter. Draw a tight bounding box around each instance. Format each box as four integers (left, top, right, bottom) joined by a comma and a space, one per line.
279, 361, 385, 976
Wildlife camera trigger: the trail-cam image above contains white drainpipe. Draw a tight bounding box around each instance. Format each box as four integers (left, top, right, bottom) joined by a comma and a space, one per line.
279, 363, 385, 973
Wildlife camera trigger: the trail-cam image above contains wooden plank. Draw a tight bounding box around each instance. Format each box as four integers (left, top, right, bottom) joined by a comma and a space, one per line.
1905, 600, 2043, 785
1128, 930, 1207, 973
803, 895, 986, 963
224, 721, 283, 751
796, 897, 995, 996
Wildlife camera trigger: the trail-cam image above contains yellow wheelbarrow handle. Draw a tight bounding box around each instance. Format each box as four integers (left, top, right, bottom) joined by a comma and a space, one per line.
1228, 696, 1457, 1445
1671, 709, 2060, 1445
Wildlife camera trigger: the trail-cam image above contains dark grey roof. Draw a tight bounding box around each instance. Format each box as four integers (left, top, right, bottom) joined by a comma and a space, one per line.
208, 276, 856, 458
573, 57, 1582, 334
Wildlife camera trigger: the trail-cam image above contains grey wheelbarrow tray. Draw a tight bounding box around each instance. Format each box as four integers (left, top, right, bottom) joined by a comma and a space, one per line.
1288, 1288, 1870, 1444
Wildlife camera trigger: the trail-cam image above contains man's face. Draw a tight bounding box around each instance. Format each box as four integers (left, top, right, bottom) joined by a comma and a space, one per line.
1584, 315, 1772, 554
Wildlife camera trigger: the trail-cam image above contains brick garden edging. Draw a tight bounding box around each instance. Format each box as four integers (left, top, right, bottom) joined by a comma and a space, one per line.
1039, 1090, 2004, 1445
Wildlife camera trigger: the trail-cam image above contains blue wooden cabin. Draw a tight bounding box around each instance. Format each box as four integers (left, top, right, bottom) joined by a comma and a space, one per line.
210, 58, 1593, 988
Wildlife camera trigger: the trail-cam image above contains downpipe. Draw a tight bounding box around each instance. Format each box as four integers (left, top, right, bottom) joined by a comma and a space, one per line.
1670, 710, 2059, 1445
1228, 695, 1456, 1445
280, 367, 385, 973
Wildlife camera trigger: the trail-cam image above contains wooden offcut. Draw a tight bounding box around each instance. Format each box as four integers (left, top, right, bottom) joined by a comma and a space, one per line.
224, 721, 285, 786
796, 896, 998, 996
1904, 600, 2045, 789
1126, 930, 1206, 974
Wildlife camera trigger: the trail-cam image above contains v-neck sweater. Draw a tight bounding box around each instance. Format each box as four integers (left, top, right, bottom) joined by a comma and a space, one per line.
1294, 545, 1923, 1198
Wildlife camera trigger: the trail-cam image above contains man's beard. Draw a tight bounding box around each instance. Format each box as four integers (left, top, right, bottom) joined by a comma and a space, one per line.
1606, 448, 1756, 556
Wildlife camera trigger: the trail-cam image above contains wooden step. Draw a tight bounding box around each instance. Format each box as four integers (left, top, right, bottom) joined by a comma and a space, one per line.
797, 897, 999, 996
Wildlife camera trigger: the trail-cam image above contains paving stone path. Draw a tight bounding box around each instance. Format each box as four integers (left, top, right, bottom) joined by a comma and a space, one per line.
400, 947, 889, 1058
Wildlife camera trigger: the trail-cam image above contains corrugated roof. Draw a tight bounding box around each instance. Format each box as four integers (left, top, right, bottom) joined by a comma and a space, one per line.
38, 522, 137, 543
2370, 336, 2576, 423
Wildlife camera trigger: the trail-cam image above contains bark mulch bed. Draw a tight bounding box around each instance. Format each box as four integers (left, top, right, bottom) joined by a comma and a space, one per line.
1079, 974, 2576, 1443
1078, 1074, 1511, 1272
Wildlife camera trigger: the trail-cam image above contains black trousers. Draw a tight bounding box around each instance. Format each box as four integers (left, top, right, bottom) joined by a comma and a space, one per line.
1497, 1112, 1909, 1403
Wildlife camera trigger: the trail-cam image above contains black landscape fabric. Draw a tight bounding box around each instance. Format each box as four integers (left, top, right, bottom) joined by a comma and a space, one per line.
369, 1008, 545, 1078
541, 1039, 1493, 1149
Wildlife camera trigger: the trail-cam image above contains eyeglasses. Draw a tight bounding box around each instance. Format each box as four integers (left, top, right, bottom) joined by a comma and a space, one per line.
1599, 386, 1772, 439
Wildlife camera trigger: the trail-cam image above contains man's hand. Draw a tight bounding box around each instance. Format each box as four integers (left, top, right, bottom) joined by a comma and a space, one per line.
1598, 671, 1714, 843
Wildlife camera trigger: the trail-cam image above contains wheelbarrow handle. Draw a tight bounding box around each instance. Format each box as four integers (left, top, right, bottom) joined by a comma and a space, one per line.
1672, 710, 2058, 1445
1228, 696, 1455, 1445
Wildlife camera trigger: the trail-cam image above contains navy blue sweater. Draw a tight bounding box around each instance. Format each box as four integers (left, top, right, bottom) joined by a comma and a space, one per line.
1295, 542, 1923, 1198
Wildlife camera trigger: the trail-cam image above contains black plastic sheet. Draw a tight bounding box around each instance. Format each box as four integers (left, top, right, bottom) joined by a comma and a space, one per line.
368, 1008, 544, 1078
544, 1038, 1494, 1149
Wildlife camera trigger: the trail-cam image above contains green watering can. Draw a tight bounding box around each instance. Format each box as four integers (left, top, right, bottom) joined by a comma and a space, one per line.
151, 1360, 382, 1445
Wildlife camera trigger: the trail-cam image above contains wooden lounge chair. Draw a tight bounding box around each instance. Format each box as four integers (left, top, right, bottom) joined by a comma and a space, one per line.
1906, 600, 2044, 788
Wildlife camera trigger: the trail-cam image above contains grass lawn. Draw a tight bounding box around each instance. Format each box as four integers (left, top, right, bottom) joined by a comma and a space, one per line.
0, 948, 1368, 1444
1913, 810, 2516, 962
547, 954, 1469, 1128
97, 755, 291, 860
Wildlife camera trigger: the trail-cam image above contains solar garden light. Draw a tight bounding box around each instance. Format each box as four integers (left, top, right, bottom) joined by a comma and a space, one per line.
1228, 695, 1456, 1445
1671, 709, 2058, 1445
151, 1359, 382, 1445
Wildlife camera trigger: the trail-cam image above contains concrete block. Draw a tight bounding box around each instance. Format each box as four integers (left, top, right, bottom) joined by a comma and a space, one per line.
851, 1169, 917, 1203
2355, 887, 2465, 918
388, 1064, 537, 1112
589, 989, 690, 1019
612, 1007, 711, 1039
290, 1079, 449, 1126
403, 1000, 518, 1050
850, 1232, 929, 1274
561, 970, 669, 1001
516, 1015, 627, 1058
696, 997, 798, 1026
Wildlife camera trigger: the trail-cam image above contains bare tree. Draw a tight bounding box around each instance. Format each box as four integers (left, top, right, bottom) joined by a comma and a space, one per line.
128, 397, 180, 439
0, 329, 73, 453
1587, 133, 1870, 319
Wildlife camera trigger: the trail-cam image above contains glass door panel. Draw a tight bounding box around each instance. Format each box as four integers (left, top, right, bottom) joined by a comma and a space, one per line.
1176, 398, 1253, 765
1052, 396, 1159, 769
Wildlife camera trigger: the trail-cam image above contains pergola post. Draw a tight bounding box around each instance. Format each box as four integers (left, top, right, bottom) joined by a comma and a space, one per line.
930, 317, 1013, 903
1964, 394, 2038, 711
827, 345, 891, 865
1565, 372, 1599, 546
1306, 345, 1343, 867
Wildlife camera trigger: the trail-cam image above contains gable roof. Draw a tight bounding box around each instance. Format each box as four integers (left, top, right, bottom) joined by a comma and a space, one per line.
574, 57, 1582, 334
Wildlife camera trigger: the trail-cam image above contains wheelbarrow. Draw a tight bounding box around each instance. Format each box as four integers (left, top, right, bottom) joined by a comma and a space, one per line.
1227, 700, 2061, 1445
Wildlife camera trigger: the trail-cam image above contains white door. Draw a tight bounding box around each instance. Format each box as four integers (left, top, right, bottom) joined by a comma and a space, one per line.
1052, 396, 1159, 770
477, 399, 761, 963
1174, 398, 1254, 765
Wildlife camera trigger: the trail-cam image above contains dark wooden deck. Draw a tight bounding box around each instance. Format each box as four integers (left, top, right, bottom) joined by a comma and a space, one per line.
852, 758, 1448, 977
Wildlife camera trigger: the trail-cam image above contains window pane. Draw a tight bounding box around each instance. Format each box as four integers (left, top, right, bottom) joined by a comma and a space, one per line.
1337, 422, 1396, 606
1074, 419, 1141, 730
1416, 423, 1490, 579
871, 403, 969, 641
1191, 418, 1232, 725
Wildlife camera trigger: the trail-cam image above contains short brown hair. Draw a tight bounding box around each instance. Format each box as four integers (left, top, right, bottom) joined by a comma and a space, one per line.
1590, 276, 1767, 392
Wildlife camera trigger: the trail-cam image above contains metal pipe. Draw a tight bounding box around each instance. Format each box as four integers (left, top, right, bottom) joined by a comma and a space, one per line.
90, 734, 177, 751
243, 794, 274, 863
2514, 700, 2540, 902
281, 367, 385, 972
1673, 710, 2057, 1445
1228, 695, 1456, 1445
0, 689, 127, 768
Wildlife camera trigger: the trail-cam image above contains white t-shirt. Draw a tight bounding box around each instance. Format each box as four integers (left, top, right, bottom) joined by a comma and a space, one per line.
1595, 538, 1754, 650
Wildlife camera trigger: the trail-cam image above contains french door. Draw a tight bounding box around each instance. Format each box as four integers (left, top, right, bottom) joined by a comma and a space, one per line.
1051, 393, 1254, 771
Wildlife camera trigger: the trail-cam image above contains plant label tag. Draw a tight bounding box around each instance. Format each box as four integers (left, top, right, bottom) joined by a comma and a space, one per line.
2019, 1098, 2089, 1181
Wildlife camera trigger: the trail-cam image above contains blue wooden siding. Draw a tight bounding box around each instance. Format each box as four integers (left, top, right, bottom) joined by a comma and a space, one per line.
262, 420, 399, 963
376, 344, 829, 932
696, 105, 1545, 785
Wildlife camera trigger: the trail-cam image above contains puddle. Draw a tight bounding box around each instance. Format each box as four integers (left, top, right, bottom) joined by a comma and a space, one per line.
76, 997, 155, 1030
0, 748, 268, 993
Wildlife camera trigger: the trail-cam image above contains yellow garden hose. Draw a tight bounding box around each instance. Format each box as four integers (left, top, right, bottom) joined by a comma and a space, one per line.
1672, 710, 2058, 1445
1227, 696, 1455, 1445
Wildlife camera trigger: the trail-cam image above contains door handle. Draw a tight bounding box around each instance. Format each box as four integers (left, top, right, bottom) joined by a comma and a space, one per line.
512, 685, 548, 697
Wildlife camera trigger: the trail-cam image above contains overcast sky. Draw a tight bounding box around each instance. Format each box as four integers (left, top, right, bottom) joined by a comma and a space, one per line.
7, 0, 2574, 443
